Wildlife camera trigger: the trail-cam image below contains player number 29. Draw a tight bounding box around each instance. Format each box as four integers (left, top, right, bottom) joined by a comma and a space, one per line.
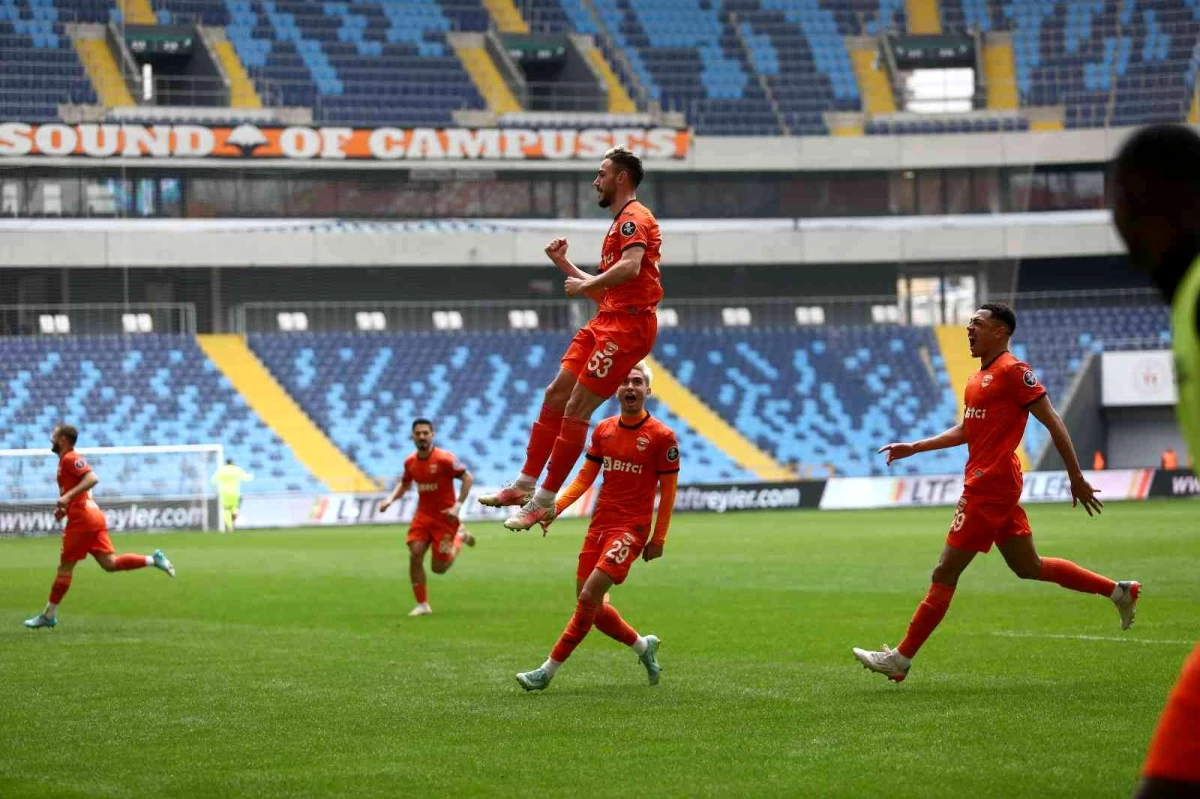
587, 352, 613, 379
605, 539, 631, 564
950, 509, 966, 532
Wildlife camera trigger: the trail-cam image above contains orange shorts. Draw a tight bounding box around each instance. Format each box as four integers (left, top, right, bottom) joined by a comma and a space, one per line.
406, 513, 460, 563
1143, 642, 1200, 782
577, 526, 646, 585
561, 311, 657, 398
946, 493, 1032, 553
61, 522, 114, 564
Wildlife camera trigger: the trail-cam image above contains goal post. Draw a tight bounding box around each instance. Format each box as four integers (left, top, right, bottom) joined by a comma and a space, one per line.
0, 444, 224, 537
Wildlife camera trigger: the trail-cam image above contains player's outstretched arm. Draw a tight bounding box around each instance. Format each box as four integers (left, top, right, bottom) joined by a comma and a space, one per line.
566, 246, 646, 298
446, 469, 474, 519
378, 478, 411, 513
645, 472, 678, 562
549, 459, 601, 532
878, 424, 966, 465
1029, 395, 1104, 516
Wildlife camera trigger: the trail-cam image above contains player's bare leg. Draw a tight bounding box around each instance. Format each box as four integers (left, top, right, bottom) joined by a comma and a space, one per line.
854, 544, 975, 681
408, 540, 433, 616
430, 528, 471, 576
482, 369, 576, 508
24, 548, 172, 629
518, 569, 614, 690
998, 535, 1140, 630
506, 382, 608, 531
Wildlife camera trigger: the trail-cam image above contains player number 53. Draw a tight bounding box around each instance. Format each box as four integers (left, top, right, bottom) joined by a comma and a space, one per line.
605, 539, 631, 564
587, 351, 613, 379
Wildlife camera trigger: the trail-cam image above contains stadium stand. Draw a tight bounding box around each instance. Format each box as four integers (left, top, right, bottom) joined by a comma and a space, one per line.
0, 0, 96, 120
248, 330, 756, 486
0, 335, 322, 495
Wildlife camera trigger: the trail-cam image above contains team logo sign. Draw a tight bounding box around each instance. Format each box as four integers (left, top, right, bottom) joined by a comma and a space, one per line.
636, 436, 650, 452
1023, 370, 1039, 388
74, 459, 85, 470
981, 374, 993, 388
620, 221, 636, 236
603, 341, 619, 356
430, 463, 439, 473
666, 446, 680, 463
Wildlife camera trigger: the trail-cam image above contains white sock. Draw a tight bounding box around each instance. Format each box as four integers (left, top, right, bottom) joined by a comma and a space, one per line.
893, 651, 912, 668
533, 487, 556, 507
541, 658, 562, 677
43, 602, 58, 618
515, 474, 537, 489
144, 556, 154, 566
632, 636, 648, 656
1109, 584, 1125, 602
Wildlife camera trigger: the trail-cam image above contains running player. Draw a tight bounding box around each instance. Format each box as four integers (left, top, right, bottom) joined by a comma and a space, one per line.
515, 363, 678, 691
24, 425, 175, 630
852, 303, 1139, 682
479, 146, 663, 532
211, 457, 253, 532
1110, 123, 1200, 798
378, 418, 475, 617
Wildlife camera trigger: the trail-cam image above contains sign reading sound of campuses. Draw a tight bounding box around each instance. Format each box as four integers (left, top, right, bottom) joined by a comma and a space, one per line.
0, 122, 691, 161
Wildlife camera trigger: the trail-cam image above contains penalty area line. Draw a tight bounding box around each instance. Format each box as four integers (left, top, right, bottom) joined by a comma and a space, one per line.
984, 631, 1194, 646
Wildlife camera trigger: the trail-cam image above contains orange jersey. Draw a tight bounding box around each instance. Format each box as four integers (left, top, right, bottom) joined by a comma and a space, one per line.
402, 448, 466, 516
1143, 642, 1200, 783
962, 351, 1046, 497
598, 200, 663, 314
586, 412, 679, 533
57, 449, 105, 529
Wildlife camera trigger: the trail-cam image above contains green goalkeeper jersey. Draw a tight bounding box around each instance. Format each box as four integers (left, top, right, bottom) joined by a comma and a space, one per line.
1173, 258, 1200, 465
212, 464, 253, 497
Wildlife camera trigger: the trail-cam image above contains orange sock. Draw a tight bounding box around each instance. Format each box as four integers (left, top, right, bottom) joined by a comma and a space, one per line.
520, 405, 565, 481
550, 598, 602, 663
541, 417, 590, 493
413, 583, 428, 604
49, 574, 72, 604
113, 554, 148, 571
594, 603, 638, 647
1037, 557, 1116, 596
897, 583, 956, 659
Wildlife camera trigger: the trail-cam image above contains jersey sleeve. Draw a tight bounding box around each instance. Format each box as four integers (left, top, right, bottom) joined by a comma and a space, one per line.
618, 211, 652, 252
64, 455, 91, 480
401, 458, 414, 482
447, 452, 467, 476
656, 430, 681, 474
585, 424, 605, 463
1009, 360, 1047, 406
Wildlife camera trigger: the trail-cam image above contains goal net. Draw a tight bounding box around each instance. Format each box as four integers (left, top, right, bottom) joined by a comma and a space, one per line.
0, 444, 223, 537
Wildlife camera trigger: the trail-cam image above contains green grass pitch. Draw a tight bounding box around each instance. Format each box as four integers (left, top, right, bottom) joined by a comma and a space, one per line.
1, 502, 1197, 798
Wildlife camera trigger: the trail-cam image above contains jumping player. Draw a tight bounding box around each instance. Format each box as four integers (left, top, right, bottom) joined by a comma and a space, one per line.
24, 425, 175, 630
1110, 124, 1200, 797
378, 418, 475, 617
515, 363, 679, 691
852, 303, 1139, 682
480, 146, 663, 532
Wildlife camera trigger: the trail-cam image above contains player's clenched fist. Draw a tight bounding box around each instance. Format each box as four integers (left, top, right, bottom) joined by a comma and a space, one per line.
544, 237, 569, 264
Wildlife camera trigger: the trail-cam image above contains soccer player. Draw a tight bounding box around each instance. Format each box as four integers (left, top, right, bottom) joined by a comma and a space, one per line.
852, 303, 1139, 682
211, 457, 253, 532
1110, 123, 1200, 798
515, 363, 679, 691
479, 145, 663, 531
378, 418, 475, 617
24, 424, 175, 630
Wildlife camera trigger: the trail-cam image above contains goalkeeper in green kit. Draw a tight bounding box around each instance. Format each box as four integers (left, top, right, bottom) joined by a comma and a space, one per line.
1111, 124, 1200, 797
211, 458, 253, 532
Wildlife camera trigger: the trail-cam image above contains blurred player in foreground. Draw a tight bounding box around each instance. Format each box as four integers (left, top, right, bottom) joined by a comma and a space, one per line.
1111, 123, 1200, 798
480, 146, 664, 532
379, 418, 475, 617
211, 458, 253, 532
24, 425, 175, 629
852, 303, 1139, 682
516, 363, 679, 691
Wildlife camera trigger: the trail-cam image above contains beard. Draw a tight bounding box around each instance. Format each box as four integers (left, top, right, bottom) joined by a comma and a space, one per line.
597, 192, 612, 208
50, 441, 60, 454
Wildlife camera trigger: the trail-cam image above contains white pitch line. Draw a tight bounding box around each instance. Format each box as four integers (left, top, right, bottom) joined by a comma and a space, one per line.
988, 631, 1194, 646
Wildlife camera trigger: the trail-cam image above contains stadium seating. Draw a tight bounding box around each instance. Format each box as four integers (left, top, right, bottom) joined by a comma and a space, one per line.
0, 0, 97, 120
248, 331, 756, 486
865, 115, 1029, 134
653, 325, 965, 478
0, 335, 322, 496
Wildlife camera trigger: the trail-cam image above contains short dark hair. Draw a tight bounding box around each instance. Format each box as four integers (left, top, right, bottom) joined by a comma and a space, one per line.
604, 146, 644, 189
412, 418, 434, 432
56, 424, 79, 445
979, 302, 1017, 334
1113, 125, 1200, 221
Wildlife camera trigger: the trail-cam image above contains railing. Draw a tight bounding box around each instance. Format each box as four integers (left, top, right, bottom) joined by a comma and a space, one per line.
233, 290, 1166, 336
0, 303, 197, 337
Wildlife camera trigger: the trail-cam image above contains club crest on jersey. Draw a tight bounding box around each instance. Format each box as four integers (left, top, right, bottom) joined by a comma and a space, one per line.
981, 374, 993, 388
603, 341, 619, 356
1023, 370, 1039, 387
636, 435, 650, 452
620, 220, 636, 236
74, 459, 85, 470
666, 446, 680, 463
429, 463, 439, 474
